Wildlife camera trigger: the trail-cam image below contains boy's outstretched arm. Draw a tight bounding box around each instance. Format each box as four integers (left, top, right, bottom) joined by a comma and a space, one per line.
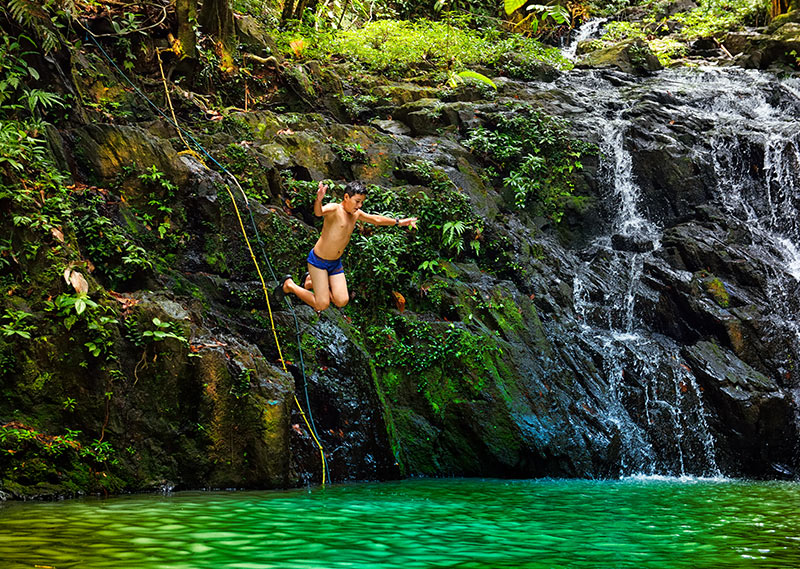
357, 211, 419, 229
314, 182, 336, 217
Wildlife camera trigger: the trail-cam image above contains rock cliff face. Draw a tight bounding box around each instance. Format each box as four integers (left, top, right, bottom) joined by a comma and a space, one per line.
2, 36, 799, 498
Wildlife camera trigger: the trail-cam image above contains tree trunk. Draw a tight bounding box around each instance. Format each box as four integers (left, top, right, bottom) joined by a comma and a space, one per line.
176, 0, 197, 59
294, 0, 321, 20
199, 0, 236, 47
281, 0, 297, 23
772, 0, 795, 17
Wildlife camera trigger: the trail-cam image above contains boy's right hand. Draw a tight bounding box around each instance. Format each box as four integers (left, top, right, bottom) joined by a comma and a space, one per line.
317, 181, 328, 200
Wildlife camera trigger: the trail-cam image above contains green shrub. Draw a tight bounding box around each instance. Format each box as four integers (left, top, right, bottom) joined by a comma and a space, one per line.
465, 104, 594, 221
672, 0, 770, 39
277, 18, 570, 80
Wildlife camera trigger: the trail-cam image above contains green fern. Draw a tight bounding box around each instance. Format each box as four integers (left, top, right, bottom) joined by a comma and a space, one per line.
5, 0, 61, 53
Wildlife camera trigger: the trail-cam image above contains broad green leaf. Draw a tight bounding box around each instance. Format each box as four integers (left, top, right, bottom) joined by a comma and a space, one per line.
457, 70, 497, 90
504, 0, 527, 15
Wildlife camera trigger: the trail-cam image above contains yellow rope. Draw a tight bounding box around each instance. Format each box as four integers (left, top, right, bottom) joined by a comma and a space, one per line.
221, 184, 328, 486
156, 46, 328, 486
156, 49, 205, 165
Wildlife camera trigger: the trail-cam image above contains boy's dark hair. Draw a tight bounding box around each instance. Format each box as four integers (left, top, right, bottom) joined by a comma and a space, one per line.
344, 180, 368, 197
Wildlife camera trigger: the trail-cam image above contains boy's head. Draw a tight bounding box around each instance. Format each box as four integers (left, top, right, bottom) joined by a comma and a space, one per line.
344, 181, 368, 198
342, 181, 367, 213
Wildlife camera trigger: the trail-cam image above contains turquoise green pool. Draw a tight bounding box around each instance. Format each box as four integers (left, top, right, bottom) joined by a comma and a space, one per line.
1, 477, 799, 568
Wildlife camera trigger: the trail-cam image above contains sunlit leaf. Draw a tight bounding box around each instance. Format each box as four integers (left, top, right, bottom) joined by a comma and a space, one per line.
505, 0, 527, 15
456, 70, 497, 90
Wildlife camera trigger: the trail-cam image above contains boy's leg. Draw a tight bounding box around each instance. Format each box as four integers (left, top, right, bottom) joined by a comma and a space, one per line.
329, 273, 349, 307
283, 265, 331, 311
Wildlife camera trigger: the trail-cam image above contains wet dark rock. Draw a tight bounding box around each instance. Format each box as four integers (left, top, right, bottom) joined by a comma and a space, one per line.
236, 14, 282, 60
689, 37, 723, 58
736, 21, 800, 69
684, 341, 797, 477
722, 31, 762, 56
69, 123, 190, 186
611, 233, 657, 253
371, 119, 411, 136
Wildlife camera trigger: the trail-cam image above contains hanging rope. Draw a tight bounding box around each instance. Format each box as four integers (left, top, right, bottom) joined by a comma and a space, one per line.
83, 28, 329, 485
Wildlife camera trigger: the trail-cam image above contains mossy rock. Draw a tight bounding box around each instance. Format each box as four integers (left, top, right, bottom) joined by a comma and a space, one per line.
737, 22, 800, 69
577, 38, 663, 75
69, 124, 190, 187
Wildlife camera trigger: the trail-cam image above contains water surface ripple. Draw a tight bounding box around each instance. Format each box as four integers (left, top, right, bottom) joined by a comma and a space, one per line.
2, 478, 799, 568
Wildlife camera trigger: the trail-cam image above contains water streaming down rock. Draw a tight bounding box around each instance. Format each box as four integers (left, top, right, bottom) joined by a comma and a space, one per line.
561, 18, 608, 61
543, 67, 800, 477
566, 107, 718, 477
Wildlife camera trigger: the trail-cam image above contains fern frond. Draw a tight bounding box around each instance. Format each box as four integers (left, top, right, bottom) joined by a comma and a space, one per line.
5, 0, 61, 54
7, 0, 49, 28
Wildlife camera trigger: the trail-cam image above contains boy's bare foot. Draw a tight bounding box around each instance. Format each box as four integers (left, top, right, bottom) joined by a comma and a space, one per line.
273, 275, 292, 301
302, 272, 311, 290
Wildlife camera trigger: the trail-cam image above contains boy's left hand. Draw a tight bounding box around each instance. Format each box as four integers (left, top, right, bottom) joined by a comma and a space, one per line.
401, 217, 418, 230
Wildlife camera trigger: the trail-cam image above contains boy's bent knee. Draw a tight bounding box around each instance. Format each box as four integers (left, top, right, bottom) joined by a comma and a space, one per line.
314, 299, 330, 311
332, 296, 349, 308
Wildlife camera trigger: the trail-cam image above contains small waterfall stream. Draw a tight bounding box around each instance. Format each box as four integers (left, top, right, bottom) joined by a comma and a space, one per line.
571, 111, 719, 477
561, 18, 607, 61
539, 66, 800, 477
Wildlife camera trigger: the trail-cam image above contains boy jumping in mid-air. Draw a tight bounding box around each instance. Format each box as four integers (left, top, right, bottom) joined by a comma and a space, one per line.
275, 180, 418, 312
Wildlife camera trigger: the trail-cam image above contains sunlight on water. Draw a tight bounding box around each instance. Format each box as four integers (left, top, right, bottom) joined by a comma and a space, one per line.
779, 237, 800, 281
2, 478, 800, 569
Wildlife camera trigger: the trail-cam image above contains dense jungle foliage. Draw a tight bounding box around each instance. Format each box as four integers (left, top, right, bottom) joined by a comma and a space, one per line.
0, 0, 792, 497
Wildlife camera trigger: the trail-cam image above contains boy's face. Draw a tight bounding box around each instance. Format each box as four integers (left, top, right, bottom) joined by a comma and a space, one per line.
343, 193, 365, 214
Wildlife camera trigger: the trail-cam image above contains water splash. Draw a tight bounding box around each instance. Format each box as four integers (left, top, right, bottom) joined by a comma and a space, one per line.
561, 18, 608, 61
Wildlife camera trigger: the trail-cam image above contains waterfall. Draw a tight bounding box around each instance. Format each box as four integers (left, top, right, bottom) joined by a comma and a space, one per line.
555, 67, 800, 477
702, 74, 800, 442
568, 109, 719, 477
703, 73, 800, 345
561, 18, 607, 61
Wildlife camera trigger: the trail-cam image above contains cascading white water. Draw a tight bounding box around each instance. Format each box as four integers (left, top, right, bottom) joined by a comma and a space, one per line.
561, 18, 608, 61
603, 120, 660, 244
698, 71, 800, 346
570, 110, 720, 477
564, 67, 800, 477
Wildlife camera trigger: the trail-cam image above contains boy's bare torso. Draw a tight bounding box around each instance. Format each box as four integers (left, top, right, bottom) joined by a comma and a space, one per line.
314, 203, 359, 260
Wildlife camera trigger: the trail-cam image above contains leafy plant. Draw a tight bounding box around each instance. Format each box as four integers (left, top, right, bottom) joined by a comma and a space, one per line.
330, 140, 368, 163
49, 292, 99, 320
85, 315, 118, 358
0, 121, 48, 174
2, 0, 65, 54
671, 0, 770, 39
141, 317, 189, 345
276, 17, 570, 80
0, 309, 34, 339
465, 104, 593, 221
73, 192, 154, 287
446, 70, 497, 90
0, 35, 64, 119
442, 220, 468, 254
504, 1, 572, 35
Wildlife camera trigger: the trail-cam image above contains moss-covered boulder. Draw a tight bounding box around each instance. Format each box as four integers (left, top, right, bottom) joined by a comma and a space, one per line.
736, 20, 800, 69
68, 124, 191, 186
577, 38, 663, 75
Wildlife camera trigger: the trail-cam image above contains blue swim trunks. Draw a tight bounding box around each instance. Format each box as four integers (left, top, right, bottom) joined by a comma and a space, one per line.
307, 248, 344, 276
